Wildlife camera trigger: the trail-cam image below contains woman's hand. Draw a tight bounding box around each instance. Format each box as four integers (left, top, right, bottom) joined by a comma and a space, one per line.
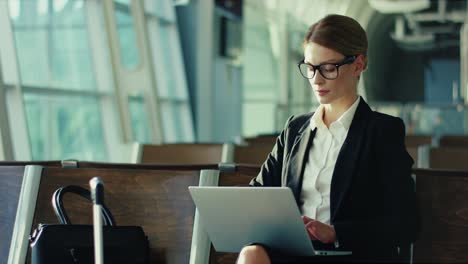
302, 216, 336, 244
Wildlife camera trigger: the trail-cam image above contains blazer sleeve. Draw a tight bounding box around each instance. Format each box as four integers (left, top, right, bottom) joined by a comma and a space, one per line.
333, 117, 420, 247
249, 116, 294, 187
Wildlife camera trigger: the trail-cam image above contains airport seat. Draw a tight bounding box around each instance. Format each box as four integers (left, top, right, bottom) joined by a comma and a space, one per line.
0, 166, 26, 262
439, 135, 468, 148
231, 144, 273, 165
0, 160, 63, 167
0, 160, 81, 262
0, 160, 220, 171
405, 135, 432, 148
75, 161, 219, 171
243, 134, 278, 146
133, 143, 225, 165
412, 168, 468, 263
429, 147, 468, 170
29, 164, 209, 263
407, 147, 419, 167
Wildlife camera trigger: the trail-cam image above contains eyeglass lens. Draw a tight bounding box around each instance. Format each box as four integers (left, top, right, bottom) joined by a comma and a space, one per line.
299, 63, 338, 80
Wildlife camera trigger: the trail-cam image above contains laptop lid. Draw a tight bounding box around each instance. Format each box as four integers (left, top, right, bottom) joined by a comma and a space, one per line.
188, 186, 351, 256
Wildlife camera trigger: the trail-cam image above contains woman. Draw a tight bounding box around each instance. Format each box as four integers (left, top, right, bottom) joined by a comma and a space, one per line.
237, 14, 419, 263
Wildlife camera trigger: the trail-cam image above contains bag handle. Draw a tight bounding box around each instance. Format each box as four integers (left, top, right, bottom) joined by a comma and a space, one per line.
52, 185, 116, 226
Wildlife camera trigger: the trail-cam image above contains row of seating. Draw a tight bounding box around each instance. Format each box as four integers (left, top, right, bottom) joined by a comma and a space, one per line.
3, 140, 467, 171
133, 143, 273, 166
0, 162, 243, 264
1, 161, 468, 263
406, 146, 468, 170
405, 135, 468, 148
133, 140, 468, 171
246, 134, 468, 149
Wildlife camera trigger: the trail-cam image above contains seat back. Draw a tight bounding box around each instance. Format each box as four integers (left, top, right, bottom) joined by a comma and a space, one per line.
135, 143, 224, 165
243, 134, 278, 146
412, 168, 468, 263
0, 160, 63, 166
439, 135, 468, 148
405, 135, 432, 148
407, 147, 418, 167
0, 166, 26, 261
429, 147, 468, 170
232, 144, 272, 165
32, 164, 206, 263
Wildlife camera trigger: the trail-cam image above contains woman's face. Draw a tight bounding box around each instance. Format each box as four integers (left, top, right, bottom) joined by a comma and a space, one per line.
303, 42, 361, 106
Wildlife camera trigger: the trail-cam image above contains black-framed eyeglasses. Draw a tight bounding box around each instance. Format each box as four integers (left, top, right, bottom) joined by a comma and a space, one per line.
297, 55, 357, 80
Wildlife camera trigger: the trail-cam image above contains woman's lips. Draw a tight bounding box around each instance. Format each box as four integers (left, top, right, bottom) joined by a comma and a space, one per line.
316, 90, 330, 96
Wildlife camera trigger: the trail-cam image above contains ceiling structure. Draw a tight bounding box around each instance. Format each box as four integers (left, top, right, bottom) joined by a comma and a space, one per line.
259, 0, 467, 51
369, 0, 467, 51
241, 0, 467, 102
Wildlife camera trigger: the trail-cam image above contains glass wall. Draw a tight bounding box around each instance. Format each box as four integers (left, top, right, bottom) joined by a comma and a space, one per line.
145, 0, 194, 142
242, 1, 311, 136
371, 102, 468, 135
242, 3, 279, 136
0, 0, 193, 161
24, 94, 107, 160
114, 0, 140, 69
8, 0, 110, 160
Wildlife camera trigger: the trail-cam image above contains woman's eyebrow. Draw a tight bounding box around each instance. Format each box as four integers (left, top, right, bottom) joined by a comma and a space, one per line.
304, 58, 343, 65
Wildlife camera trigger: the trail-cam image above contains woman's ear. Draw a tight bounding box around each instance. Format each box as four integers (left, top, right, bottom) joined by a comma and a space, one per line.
353, 55, 366, 77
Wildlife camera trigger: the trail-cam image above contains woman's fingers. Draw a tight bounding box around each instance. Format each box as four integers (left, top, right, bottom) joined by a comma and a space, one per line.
304, 220, 336, 244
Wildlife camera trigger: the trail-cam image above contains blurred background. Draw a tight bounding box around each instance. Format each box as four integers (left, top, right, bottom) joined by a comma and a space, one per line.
0, 0, 466, 162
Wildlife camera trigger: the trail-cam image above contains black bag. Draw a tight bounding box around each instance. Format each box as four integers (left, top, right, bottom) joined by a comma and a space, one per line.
30, 185, 149, 264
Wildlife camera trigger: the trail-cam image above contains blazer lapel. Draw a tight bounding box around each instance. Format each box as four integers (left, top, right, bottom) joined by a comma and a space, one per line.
330, 98, 372, 221
286, 123, 316, 203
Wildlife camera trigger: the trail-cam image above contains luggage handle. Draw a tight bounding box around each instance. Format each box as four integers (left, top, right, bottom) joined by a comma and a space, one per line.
52, 185, 116, 226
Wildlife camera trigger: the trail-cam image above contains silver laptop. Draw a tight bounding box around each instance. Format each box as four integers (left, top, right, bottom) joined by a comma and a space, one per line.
188, 186, 352, 256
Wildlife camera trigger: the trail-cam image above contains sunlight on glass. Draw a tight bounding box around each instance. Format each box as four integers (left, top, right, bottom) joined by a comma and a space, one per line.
114, 0, 140, 69
24, 93, 108, 161
38, 0, 48, 16
8, 0, 20, 20
53, 0, 69, 12
128, 96, 151, 143
114, 0, 131, 4
73, 1, 83, 10
10, 0, 95, 90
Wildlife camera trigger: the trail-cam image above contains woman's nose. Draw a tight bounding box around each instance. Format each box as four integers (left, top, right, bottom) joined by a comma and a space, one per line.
312, 71, 325, 84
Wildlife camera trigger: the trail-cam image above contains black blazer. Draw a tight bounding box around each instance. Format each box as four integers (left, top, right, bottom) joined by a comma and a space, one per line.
251, 97, 420, 261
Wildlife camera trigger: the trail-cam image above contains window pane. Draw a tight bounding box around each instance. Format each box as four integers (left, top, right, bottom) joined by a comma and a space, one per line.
114, 0, 130, 4
243, 102, 277, 136
243, 4, 279, 101
407, 106, 465, 135
114, 1, 140, 69
161, 101, 179, 143
179, 104, 195, 142
9, 0, 96, 90
161, 101, 196, 143
161, 102, 194, 143
128, 96, 151, 143
158, 25, 178, 98
24, 93, 107, 160
144, 0, 174, 21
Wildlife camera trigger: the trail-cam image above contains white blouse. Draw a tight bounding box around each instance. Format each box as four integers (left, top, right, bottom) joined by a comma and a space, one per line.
300, 97, 360, 224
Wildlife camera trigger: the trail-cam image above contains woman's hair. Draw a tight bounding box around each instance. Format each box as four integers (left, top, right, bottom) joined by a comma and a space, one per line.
303, 14, 368, 69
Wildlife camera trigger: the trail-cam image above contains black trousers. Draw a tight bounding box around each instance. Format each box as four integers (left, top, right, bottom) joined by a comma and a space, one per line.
256, 243, 401, 264
270, 254, 351, 264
